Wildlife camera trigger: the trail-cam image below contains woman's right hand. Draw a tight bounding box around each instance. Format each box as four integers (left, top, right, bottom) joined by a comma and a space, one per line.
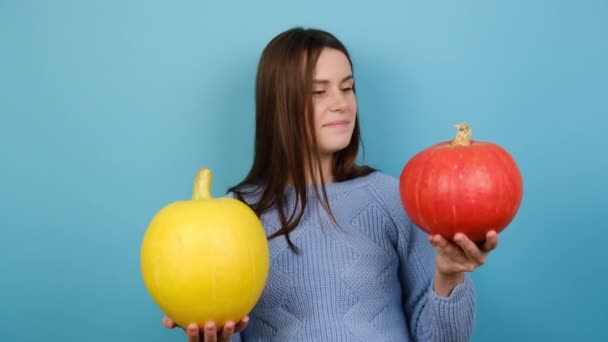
162, 315, 249, 342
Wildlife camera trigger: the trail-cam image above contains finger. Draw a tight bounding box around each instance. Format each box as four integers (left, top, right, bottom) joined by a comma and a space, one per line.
186, 324, 200, 342
204, 322, 217, 342
219, 321, 235, 342
234, 316, 249, 333
431, 234, 463, 259
429, 234, 449, 249
162, 316, 178, 329
482, 230, 499, 252
454, 233, 485, 265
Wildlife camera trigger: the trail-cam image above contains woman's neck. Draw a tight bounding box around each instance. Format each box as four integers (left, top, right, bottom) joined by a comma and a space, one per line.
306, 153, 334, 185
286, 154, 334, 187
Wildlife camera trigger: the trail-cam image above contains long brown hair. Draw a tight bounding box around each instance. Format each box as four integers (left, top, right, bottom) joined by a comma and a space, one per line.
228, 27, 375, 253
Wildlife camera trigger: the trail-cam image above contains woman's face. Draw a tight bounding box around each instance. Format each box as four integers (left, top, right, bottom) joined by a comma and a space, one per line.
311, 48, 357, 156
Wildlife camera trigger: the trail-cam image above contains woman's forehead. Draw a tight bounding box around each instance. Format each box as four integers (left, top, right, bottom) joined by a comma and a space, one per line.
313, 49, 353, 81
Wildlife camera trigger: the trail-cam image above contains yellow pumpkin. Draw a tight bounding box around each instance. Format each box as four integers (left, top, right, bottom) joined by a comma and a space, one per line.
140, 167, 269, 329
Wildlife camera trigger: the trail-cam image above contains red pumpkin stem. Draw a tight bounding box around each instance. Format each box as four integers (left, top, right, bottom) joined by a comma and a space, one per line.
451, 122, 472, 147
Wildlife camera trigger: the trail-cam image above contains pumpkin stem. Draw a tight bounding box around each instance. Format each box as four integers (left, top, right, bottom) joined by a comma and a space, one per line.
193, 167, 213, 200
451, 122, 472, 146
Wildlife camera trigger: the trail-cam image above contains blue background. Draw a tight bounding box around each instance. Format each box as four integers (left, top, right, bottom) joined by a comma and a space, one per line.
1, 1, 606, 341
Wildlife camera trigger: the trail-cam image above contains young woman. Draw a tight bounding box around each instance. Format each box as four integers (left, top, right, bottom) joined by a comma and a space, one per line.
163, 27, 498, 342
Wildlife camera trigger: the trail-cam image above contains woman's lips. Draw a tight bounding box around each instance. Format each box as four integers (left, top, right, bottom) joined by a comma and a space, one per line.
323, 120, 349, 127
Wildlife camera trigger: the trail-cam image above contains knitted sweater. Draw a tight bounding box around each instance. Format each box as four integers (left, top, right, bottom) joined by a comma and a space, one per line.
229, 171, 476, 341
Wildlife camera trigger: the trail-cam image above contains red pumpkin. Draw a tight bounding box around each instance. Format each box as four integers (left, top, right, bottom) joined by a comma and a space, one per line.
399, 123, 523, 243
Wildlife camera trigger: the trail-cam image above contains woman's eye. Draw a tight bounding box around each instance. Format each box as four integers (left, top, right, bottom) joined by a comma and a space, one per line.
341, 87, 353, 92
312, 90, 326, 96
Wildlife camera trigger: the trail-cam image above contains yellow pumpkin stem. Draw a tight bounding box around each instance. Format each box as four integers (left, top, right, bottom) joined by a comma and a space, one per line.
193, 167, 213, 200
451, 122, 472, 146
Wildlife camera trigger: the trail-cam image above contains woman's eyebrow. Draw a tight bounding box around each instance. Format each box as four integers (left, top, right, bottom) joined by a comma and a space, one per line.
312, 75, 354, 84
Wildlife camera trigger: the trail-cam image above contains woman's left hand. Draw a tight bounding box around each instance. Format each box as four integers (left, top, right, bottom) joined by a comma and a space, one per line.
429, 230, 499, 296
430, 230, 499, 275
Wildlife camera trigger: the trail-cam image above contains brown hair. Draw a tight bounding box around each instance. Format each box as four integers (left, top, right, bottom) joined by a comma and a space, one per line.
228, 27, 375, 253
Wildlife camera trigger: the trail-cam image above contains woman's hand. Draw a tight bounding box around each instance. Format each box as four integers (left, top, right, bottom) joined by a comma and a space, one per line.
162, 315, 249, 342
429, 230, 499, 296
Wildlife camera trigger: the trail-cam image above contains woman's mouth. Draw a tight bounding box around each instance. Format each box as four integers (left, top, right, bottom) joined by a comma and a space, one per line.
323, 120, 349, 128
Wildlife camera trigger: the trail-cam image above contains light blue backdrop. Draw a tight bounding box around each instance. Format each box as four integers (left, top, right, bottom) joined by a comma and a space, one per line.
1, 1, 606, 341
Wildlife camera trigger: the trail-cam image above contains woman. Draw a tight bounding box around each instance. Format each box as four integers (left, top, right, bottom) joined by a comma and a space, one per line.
163, 27, 498, 342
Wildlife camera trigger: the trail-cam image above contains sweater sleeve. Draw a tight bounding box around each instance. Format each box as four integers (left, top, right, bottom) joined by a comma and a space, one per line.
374, 174, 477, 342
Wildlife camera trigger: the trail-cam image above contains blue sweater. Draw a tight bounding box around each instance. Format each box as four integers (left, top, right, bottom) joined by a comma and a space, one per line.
230, 171, 476, 341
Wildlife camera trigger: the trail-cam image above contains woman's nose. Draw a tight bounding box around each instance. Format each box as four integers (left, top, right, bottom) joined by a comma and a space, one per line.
329, 89, 348, 112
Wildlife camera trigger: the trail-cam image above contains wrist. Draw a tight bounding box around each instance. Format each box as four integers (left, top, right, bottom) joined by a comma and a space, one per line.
433, 268, 465, 297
